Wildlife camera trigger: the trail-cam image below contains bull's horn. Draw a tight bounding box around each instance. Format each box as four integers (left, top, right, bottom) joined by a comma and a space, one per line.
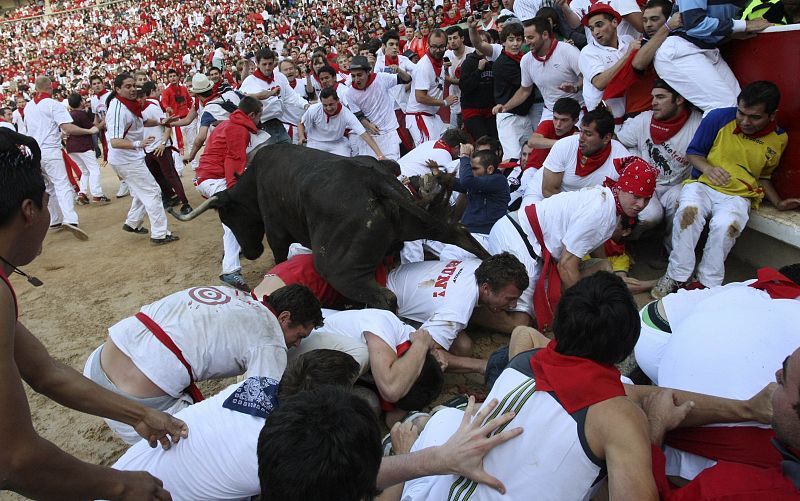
168, 196, 219, 221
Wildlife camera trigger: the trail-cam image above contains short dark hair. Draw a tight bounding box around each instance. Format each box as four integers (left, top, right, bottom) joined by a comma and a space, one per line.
208, 66, 222, 74
395, 352, 444, 410
553, 97, 581, 120
552, 272, 639, 365
500, 22, 524, 42
0, 129, 45, 227
381, 30, 400, 45
256, 48, 277, 62
67, 93, 82, 109
428, 28, 446, 42
644, 0, 673, 19
582, 106, 615, 137
471, 149, 499, 170
264, 284, 324, 328
167, 68, 178, 76
317, 65, 337, 78
319, 87, 340, 101
445, 25, 464, 37
441, 128, 470, 147
524, 16, 552, 37
140, 81, 157, 97
258, 386, 382, 501
238, 95, 263, 115
535, 7, 560, 30
277, 349, 360, 400
475, 252, 529, 293
89, 74, 103, 84
738, 80, 781, 115
475, 135, 503, 158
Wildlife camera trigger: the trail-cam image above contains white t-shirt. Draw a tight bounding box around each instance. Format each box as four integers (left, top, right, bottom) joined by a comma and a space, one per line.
11, 108, 26, 134
616, 110, 702, 187
301, 101, 365, 142
23, 97, 73, 151
528, 134, 629, 199
106, 97, 147, 164
141, 98, 168, 154
397, 139, 455, 177
345, 72, 401, 134
113, 375, 281, 500
443, 46, 475, 114
314, 308, 414, 353
108, 285, 288, 398
514, 0, 542, 21
90, 90, 111, 119
520, 186, 618, 260
578, 35, 634, 116
387, 259, 481, 349
406, 54, 446, 115
485, 43, 503, 62
239, 70, 308, 124
571, 0, 643, 41
520, 42, 583, 112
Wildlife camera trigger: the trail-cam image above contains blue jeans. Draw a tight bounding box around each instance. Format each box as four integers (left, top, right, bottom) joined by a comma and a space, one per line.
260, 119, 291, 145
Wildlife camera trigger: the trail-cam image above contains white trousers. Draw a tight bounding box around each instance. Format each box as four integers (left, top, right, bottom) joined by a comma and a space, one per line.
406, 113, 445, 146
196, 178, 242, 274
487, 216, 540, 315
353, 130, 402, 161
438, 233, 490, 261
635, 184, 683, 246
181, 122, 199, 170
41, 150, 79, 226
654, 37, 740, 115
69, 150, 105, 198
400, 239, 446, 264
496, 112, 532, 161
112, 160, 170, 239
667, 182, 750, 286
307, 138, 351, 157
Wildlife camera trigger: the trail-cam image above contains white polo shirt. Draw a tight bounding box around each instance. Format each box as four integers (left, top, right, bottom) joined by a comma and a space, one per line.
520, 42, 583, 112
406, 54, 445, 115
387, 259, 481, 349
345, 72, 402, 134
301, 101, 365, 142
578, 35, 634, 117
106, 97, 145, 165
23, 97, 73, 152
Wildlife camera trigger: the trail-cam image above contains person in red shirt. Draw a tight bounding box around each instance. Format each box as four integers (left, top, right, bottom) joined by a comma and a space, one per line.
193, 96, 263, 291
524, 97, 581, 170
159, 68, 192, 151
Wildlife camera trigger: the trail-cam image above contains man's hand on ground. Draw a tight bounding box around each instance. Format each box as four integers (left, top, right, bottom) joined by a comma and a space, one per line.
132, 408, 188, 449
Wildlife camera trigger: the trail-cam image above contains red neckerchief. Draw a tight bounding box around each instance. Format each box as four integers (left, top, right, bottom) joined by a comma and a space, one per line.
576, 141, 612, 177
212, 80, 222, 93
201, 92, 222, 106
502, 50, 523, 63
289, 79, 297, 88
141, 98, 162, 111
18, 106, 24, 119
115, 94, 143, 118
604, 238, 626, 257
427, 52, 444, 77
749, 267, 800, 299
385, 54, 399, 66
94, 89, 109, 98
252, 68, 275, 84
733, 120, 778, 138
532, 39, 558, 63
33, 92, 51, 104
650, 108, 690, 145
433, 139, 450, 153
356, 73, 378, 91
324, 102, 343, 122
530, 341, 625, 414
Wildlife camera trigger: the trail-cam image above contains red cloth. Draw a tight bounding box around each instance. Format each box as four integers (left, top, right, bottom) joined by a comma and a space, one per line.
461, 108, 493, 121
160, 83, 191, 118
612, 156, 658, 197
529, 341, 625, 414
385, 54, 399, 66
324, 102, 343, 122
426, 52, 444, 77
408, 112, 434, 142
525, 120, 578, 170
733, 120, 778, 138
575, 141, 612, 177
252, 68, 275, 84
665, 426, 781, 470
651, 444, 799, 500
602, 50, 639, 100
651, 108, 690, 145
524, 203, 561, 330
135, 312, 204, 403
532, 39, 558, 64
194, 110, 258, 189
62, 150, 81, 193
33, 92, 52, 104
749, 267, 800, 299
114, 95, 143, 118
502, 50, 523, 63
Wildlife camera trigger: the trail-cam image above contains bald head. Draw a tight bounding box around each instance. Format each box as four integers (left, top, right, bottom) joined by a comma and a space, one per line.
34, 76, 51, 93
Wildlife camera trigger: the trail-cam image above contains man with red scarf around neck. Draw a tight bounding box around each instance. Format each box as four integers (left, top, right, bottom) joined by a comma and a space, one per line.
617, 79, 703, 239
404, 29, 458, 146
496, 17, 583, 128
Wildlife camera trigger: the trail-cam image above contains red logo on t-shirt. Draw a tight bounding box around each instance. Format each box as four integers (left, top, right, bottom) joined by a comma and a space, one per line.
433, 260, 462, 298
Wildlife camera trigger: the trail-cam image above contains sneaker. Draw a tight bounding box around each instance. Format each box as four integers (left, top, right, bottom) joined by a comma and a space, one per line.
122, 223, 148, 234
220, 272, 250, 292
116, 183, 130, 198
650, 274, 682, 300
76, 193, 90, 205
49, 223, 63, 231
162, 196, 181, 209
151, 234, 180, 245
63, 223, 89, 241
92, 196, 111, 205
179, 203, 193, 216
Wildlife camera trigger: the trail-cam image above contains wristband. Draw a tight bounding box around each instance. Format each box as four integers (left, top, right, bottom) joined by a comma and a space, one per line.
443, 100, 450, 108
132, 140, 142, 149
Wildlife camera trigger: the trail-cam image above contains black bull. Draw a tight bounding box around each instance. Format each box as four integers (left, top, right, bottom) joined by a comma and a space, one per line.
173, 143, 489, 309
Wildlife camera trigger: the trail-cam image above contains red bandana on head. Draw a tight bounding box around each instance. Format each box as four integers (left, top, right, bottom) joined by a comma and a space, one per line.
502, 50, 523, 63
324, 102, 343, 122
650, 108, 690, 145
33, 92, 52, 104
252, 68, 274, 84
533, 38, 558, 63
575, 141, 612, 177
604, 156, 658, 218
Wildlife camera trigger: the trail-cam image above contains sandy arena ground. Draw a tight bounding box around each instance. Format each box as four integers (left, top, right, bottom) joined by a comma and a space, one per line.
4, 163, 757, 500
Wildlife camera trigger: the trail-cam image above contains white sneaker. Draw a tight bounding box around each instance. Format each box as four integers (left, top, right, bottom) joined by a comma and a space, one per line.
63, 223, 89, 241
650, 275, 681, 300
116, 181, 130, 198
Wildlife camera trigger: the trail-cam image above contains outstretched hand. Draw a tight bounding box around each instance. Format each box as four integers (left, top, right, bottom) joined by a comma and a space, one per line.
435, 396, 523, 494
132, 407, 189, 449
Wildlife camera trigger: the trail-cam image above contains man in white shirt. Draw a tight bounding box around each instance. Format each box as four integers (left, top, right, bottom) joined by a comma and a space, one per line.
616, 78, 702, 238
387, 253, 529, 371
24, 75, 97, 240
443, 26, 475, 128
498, 17, 584, 124
405, 29, 458, 145
397, 128, 468, 178
297, 88, 385, 158
11, 96, 27, 134
578, 4, 639, 119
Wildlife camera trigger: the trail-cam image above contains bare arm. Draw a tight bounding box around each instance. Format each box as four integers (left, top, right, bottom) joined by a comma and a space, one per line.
110, 136, 156, 150
296, 121, 307, 143
366, 330, 432, 403
590, 42, 640, 91
632, 14, 682, 71
622, 11, 644, 33
527, 132, 558, 149
556, 251, 582, 289
468, 17, 495, 58
493, 85, 532, 115
762, 178, 800, 211
360, 131, 386, 159
61, 123, 97, 136
508, 326, 550, 359
414, 89, 456, 108
541, 168, 564, 198
185, 125, 209, 163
